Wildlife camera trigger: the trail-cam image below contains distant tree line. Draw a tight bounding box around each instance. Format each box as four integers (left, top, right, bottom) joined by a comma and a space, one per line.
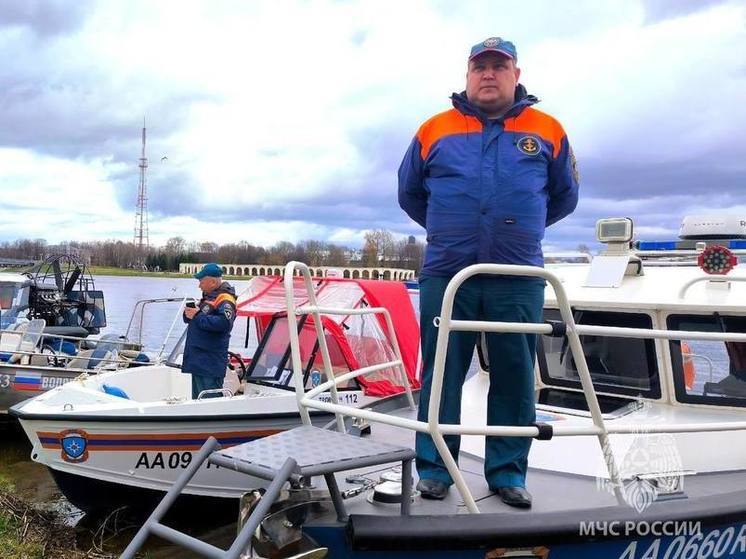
0, 230, 425, 272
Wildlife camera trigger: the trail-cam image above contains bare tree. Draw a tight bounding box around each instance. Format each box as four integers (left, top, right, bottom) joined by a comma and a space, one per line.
362, 230, 395, 267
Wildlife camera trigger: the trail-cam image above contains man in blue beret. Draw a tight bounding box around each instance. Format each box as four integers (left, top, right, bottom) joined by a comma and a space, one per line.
399, 37, 579, 507
182, 263, 237, 399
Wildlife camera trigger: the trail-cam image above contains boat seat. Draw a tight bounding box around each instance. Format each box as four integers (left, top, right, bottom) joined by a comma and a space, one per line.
223, 367, 241, 394
3, 319, 46, 364
65, 349, 113, 370
704, 375, 746, 398
87, 347, 113, 369
65, 349, 92, 369
0, 324, 22, 361
121, 426, 415, 559
29, 353, 52, 367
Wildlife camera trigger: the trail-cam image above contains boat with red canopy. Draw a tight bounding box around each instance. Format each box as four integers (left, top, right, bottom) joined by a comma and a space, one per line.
11, 275, 419, 514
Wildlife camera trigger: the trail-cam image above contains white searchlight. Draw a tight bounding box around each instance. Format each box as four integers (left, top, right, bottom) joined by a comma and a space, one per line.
596, 217, 633, 246
584, 217, 642, 288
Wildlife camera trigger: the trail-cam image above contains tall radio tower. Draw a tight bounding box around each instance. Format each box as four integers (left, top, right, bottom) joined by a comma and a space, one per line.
133, 119, 149, 268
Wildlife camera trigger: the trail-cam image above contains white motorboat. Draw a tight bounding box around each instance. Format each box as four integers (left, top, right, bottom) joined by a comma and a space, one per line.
10, 275, 420, 513
0, 255, 154, 413
116, 217, 746, 559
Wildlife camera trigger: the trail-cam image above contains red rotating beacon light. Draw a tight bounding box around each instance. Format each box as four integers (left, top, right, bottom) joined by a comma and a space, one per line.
698, 245, 738, 275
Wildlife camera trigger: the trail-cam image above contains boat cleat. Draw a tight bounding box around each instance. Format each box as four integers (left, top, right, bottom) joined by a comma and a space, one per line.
627, 469, 697, 504
240, 489, 334, 559
348, 416, 372, 436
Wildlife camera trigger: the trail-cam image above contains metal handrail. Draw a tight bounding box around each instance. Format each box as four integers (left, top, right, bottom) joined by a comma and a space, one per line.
156, 297, 192, 361
0, 347, 135, 369
125, 297, 195, 347
295, 305, 415, 410
285, 262, 746, 515
678, 275, 746, 299
0, 326, 134, 346
452, 320, 746, 342
427, 264, 622, 512
284, 262, 416, 432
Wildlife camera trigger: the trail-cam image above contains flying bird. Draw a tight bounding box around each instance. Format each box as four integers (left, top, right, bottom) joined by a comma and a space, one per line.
161, 156, 168, 162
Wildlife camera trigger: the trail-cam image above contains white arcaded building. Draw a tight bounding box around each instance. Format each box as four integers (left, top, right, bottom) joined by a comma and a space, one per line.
179, 263, 415, 281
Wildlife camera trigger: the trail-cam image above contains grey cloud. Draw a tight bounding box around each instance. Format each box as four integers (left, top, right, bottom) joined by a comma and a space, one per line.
110, 166, 203, 220
149, 121, 417, 232
578, 156, 746, 200
0, 0, 93, 36
168, 195, 407, 234
0, 68, 212, 161
543, 189, 746, 250
641, 0, 730, 24
0, 16, 216, 219
0, 4, 216, 160
133, 107, 746, 247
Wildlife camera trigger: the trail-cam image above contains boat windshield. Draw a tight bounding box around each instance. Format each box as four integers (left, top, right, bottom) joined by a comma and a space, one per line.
668, 314, 746, 407
539, 309, 660, 398
245, 316, 356, 390
0, 282, 27, 328
0, 284, 17, 309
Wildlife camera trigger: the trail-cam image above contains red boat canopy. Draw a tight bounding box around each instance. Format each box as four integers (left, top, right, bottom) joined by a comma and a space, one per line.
235, 276, 420, 397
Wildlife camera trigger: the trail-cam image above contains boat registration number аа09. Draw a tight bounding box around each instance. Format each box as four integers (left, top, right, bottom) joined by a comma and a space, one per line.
134, 451, 222, 470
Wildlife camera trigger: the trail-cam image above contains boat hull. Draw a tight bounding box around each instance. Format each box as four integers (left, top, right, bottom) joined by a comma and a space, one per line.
17, 413, 333, 512
0, 363, 81, 413
307, 511, 746, 559
48, 467, 238, 518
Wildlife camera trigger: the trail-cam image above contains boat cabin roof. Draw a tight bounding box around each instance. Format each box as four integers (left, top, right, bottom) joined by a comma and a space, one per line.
545, 263, 746, 313
0, 272, 30, 285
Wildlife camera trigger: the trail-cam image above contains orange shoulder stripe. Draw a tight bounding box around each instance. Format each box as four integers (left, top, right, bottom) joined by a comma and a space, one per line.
211, 293, 236, 307
504, 107, 566, 158
416, 109, 482, 160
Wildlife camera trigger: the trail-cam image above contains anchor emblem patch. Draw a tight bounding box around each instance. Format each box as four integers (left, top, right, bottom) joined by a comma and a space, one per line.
517, 136, 541, 156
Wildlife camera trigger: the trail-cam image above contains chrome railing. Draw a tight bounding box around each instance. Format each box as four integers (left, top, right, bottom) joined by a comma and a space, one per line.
284, 262, 415, 433
284, 262, 746, 514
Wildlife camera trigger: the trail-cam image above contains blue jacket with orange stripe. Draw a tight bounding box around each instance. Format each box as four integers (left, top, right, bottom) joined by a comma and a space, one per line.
182, 282, 237, 378
398, 87, 579, 276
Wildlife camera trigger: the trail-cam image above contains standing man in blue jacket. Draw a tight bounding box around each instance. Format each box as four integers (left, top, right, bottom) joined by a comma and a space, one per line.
398, 37, 579, 507
183, 263, 237, 399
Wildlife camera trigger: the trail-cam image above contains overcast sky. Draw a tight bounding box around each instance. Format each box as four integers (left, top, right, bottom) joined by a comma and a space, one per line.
1, 0, 744, 251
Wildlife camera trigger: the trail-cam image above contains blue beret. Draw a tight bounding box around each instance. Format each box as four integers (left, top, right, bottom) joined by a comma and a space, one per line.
195, 263, 223, 279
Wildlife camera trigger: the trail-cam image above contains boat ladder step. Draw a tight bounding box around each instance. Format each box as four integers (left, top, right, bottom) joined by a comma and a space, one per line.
120, 425, 415, 559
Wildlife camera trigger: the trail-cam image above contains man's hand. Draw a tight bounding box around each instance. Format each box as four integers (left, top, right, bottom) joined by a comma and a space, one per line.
184, 307, 199, 319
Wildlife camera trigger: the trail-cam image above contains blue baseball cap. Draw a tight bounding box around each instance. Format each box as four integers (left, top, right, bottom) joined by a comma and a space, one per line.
469, 37, 517, 62
194, 263, 223, 279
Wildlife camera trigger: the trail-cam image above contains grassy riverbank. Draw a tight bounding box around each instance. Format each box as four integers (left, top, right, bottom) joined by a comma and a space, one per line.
89, 266, 249, 280
0, 474, 114, 559
1, 264, 249, 280
88, 266, 190, 278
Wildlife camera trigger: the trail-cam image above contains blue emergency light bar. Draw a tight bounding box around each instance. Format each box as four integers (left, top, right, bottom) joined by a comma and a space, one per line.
636, 240, 746, 250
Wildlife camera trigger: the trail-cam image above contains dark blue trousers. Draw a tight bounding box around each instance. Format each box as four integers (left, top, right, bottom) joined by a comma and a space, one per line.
415, 275, 544, 489
192, 374, 223, 399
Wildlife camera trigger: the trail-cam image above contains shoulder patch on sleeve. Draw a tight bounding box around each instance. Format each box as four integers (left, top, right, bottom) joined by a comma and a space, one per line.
570, 147, 580, 184
212, 293, 237, 308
